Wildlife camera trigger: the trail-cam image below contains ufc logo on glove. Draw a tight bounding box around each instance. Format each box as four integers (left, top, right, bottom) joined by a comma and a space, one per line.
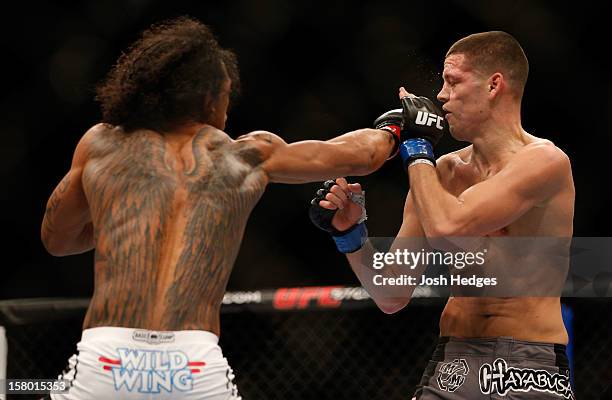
415, 111, 444, 130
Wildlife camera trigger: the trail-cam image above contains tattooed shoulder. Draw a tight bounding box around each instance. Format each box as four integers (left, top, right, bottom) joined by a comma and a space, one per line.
234, 131, 286, 167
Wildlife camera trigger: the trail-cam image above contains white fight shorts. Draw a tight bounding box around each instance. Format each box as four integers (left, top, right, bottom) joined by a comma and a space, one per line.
51, 327, 241, 400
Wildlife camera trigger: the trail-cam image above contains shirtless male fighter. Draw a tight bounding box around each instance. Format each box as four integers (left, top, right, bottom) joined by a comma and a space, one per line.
40, 17, 399, 399
310, 31, 576, 399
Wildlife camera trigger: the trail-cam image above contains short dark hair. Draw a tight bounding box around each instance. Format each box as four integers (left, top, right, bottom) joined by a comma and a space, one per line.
96, 16, 240, 132
446, 31, 528, 98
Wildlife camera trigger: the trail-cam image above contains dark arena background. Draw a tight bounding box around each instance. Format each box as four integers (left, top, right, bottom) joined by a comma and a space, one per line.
1, 1, 611, 399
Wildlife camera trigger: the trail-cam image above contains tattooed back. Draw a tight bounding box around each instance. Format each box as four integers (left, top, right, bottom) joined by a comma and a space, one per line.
80, 125, 267, 334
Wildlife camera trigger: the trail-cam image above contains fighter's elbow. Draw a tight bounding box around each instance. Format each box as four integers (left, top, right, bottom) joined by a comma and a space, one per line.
41, 235, 68, 257
424, 220, 487, 252
376, 299, 409, 314
425, 222, 458, 239
424, 214, 473, 238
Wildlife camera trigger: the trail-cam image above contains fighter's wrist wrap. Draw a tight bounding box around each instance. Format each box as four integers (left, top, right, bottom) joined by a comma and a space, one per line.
309, 184, 368, 254
332, 222, 368, 253
408, 158, 435, 168
399, 138, 436, 169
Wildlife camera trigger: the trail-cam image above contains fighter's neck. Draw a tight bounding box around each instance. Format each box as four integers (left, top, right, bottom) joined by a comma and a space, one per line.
468, 119, 529, 174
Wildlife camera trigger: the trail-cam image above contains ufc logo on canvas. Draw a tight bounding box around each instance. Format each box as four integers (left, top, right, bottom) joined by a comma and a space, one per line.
415, 111, 444, 130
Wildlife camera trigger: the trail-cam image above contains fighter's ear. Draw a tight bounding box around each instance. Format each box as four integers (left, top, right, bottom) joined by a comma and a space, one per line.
203, 92, 214, 114
488, 73, 504, 98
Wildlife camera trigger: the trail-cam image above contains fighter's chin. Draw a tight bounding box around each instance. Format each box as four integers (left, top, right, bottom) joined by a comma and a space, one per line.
448, 125, 467, 142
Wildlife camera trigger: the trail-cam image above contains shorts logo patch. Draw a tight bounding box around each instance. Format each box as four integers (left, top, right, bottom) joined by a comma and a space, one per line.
437, 358, 469, 392
132, 330, 175, 344
479, 358, 574, 399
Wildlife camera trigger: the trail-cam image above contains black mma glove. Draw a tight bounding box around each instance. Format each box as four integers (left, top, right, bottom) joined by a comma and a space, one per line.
309, 180, 368, 253
399, 94, 447, 168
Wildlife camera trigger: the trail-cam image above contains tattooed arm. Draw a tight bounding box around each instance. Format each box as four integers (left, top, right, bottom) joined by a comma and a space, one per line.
237, 128, 395, 184
41, 125, 100, 256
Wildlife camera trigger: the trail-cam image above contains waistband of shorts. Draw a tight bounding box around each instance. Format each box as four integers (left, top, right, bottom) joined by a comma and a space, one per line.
432, 336, 568, 368
81, 327, 219, 345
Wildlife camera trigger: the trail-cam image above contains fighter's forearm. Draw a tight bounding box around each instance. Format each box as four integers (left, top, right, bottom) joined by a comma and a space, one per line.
265, 128, 395, 184
346, 240, 416, 313
328, 128, 395, 174
408, 163, 465, 237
